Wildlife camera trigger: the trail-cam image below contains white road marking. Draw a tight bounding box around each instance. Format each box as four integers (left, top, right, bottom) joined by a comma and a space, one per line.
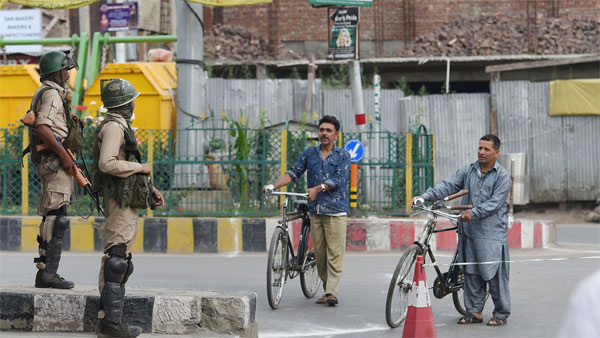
260, 324, 389, 338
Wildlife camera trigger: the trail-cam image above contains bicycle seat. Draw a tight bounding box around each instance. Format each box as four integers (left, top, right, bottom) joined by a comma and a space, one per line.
293, 200, 309, 212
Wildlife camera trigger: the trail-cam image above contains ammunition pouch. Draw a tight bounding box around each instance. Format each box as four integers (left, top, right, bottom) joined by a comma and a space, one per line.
117, 174, 156, 210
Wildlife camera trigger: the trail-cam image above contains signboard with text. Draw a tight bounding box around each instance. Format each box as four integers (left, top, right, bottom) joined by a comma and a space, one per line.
99, 2, 138, 32
327, 7, 359, 60
0, 9, 42, 54
310, 0, 372, 6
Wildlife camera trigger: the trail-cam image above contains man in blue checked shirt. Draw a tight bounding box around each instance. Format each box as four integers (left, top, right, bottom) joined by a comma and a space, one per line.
264, 115, 351, 306
413, 134, 511, 327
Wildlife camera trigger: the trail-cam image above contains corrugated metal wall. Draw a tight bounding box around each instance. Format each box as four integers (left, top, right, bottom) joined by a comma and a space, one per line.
495, 81, 600, 202
199, 78, 598, 202
205, 78, 322, 127
322, 89, 406, 132
399, 93, 490, 183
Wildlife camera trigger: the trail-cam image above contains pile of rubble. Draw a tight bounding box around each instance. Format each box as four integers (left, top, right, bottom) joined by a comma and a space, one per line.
401, 15, 598, 56
204, 24, 303, 61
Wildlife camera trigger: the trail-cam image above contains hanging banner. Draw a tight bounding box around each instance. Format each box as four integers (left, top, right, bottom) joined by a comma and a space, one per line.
0, 9, 42, 54
327, 7, 359, 60
0, 0, 97, 9
99, 2, 138, 32
0, 0, 271, 9
549, 79, 600, 116
310, 0, 372, 6
186, 0, 272, 5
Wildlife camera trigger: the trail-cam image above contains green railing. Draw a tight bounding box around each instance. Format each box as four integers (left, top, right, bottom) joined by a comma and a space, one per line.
0, 125, 434, 217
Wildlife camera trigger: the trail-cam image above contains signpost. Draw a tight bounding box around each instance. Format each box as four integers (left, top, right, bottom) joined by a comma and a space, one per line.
345, 139, 364, 163
327, 7, 359, 60
345, 140, 364, 214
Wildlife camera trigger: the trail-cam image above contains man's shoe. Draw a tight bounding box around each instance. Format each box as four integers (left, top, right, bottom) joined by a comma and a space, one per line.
326, 294, 338, 306
97, 318, 142, 338
316, 294, 330, 304
35, 270, 74, 289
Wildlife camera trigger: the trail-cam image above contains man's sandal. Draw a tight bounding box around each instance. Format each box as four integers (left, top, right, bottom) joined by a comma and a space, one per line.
486, 317, 507, 326
457, 314, 483, 324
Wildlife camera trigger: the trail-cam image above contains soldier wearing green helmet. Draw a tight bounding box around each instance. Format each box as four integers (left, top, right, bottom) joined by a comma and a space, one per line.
30, 50, 80, 290
93, 78, 164, 338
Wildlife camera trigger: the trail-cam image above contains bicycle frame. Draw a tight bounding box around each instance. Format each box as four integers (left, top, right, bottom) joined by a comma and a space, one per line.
273, 193, 312, 277
413, 206, 464, 293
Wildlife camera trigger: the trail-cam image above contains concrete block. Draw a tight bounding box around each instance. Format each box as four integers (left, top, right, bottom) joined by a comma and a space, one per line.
33, 293, 85, 331
152, 296, 201, 334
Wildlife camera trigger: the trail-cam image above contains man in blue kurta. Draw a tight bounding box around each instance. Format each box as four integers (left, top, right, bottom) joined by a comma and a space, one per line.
265, 115, 351, 306
414, 134, 511, 326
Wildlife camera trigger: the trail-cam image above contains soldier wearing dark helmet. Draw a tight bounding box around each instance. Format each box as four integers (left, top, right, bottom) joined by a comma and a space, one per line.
31, 50, 80, 289
93, 78, 164, 338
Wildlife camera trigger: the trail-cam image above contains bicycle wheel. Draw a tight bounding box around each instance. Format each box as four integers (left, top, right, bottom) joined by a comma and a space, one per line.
452, 270, 491, 316
385, 244, 422, 328
300, 247, 321, 298
267, 227, 289, 309
452, 269, 467, 316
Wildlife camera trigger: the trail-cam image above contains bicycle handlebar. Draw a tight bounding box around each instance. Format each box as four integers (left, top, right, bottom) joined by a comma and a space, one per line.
444, 190, 469, 201
267, 191, 309, 198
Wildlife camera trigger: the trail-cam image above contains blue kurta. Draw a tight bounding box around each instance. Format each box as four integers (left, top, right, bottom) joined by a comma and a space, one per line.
422, 160, 511, 280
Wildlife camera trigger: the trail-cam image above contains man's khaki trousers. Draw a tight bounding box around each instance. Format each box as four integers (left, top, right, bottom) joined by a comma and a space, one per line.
309, 214, 347, 296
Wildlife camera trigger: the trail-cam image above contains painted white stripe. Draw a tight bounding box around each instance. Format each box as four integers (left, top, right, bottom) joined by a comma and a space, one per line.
423, 255, 600, 267
265, 218, 279, 250
366, 220, 390, 251
260, 324, 390, 338
521, 220, 534, 249
547, 247, 600, 254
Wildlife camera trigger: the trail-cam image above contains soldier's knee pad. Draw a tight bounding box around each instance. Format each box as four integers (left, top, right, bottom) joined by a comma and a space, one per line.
104, 244, 127, 283
48, 206, 69, 239
121, 254, 134, 285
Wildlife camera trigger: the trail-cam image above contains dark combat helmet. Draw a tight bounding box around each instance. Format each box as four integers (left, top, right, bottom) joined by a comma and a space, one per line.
39, 50, 78, 76
100, 78, 140, 109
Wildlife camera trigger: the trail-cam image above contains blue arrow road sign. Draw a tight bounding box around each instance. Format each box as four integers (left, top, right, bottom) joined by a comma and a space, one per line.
344, 140, 364, 163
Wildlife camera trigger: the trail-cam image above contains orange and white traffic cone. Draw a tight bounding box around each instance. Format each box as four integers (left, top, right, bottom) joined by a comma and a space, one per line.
402, 255, 437, 338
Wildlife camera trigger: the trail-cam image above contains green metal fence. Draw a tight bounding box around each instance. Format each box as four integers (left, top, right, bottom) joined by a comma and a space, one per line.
0, 125, 433, 217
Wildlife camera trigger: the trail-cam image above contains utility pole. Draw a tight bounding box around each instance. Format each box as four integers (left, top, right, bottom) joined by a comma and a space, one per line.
175, 0, 206, 187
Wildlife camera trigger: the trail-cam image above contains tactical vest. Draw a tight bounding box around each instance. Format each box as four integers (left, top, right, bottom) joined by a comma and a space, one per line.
92, 118, 155, 213
23, 85, 84, 164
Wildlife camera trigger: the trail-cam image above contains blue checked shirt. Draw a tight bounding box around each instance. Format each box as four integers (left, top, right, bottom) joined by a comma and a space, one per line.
286, 145, 351, 215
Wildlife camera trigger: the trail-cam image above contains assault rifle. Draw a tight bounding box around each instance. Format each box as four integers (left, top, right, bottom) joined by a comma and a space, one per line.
21, 111, 105, 217
34, 143, 105, 217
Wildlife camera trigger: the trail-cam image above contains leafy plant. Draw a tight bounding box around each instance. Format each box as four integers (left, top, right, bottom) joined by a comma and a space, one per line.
321, 63, 350, 89
223, 113, 252, 209
393, 76, 415, 96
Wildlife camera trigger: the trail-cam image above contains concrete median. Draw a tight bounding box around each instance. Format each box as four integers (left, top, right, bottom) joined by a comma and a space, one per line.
0, 285, 257, 337
0, 216, 556, 254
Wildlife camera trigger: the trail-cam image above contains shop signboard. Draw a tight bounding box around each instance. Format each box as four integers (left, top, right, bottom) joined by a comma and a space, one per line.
100, 2, 138, 32
327, 7, 359, 60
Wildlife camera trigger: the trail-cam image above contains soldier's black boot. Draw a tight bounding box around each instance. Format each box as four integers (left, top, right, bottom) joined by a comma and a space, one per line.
97, 318, 141, 338
35, 269, 74, 289
35, 236, 74, 289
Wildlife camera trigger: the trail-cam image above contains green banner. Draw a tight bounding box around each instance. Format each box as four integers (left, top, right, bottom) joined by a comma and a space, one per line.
309, 0, 372, 6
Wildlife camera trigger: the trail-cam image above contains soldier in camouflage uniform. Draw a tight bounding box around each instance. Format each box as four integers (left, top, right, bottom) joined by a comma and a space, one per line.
94, 78, 164, 338
32, 50, 79, 289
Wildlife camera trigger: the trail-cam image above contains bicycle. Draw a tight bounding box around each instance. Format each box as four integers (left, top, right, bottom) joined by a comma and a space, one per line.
265, 190, 321, 309
385, 190, 475, 328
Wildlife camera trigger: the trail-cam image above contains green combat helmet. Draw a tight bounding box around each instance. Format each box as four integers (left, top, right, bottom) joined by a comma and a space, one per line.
39, 50, 78, 76
100, 78, 140, 109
